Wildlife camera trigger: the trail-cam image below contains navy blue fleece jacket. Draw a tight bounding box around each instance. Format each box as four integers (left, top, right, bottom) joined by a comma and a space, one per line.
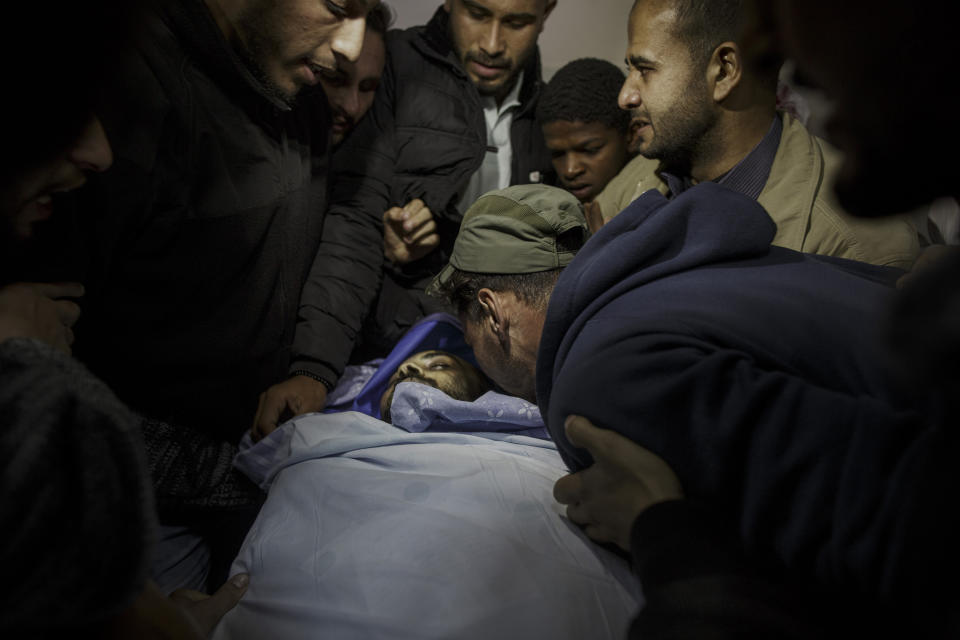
536, 183, 932, 600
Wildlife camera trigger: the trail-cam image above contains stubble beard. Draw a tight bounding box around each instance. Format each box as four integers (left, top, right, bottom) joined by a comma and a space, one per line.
639, 90, 718, 175
381, 373, 476, 423
233, 5, 299, 108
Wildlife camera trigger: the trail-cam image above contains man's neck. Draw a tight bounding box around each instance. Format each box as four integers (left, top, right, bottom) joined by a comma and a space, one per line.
689, 107, 777, 184
493, 77, 519, 109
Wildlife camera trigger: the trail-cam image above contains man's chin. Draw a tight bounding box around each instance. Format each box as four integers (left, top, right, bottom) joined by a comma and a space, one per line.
472, 71, 518, 99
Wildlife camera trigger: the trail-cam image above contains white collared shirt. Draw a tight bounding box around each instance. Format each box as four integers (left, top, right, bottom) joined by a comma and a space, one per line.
458, 71, 524, 212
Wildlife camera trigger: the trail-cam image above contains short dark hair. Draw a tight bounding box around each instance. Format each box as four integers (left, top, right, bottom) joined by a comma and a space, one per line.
669, 0, 743, 64
537, 58, 630, 134
639, 0, 781, 85
366, 2, 394, 37
441, 269, 564, 323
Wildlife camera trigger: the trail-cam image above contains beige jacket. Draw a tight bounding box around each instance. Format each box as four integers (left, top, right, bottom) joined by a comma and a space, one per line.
595, 113, 919, 269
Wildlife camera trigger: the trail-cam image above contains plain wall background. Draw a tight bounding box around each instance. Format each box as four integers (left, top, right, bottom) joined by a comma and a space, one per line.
384, 0, 636, 80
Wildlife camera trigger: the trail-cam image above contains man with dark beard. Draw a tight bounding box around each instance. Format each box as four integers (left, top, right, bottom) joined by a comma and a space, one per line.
315, 0, 559, 372
319, 3, 392, 147
378, 350, 491, 423
593, 0, 919, 270
25, 0, 382, 595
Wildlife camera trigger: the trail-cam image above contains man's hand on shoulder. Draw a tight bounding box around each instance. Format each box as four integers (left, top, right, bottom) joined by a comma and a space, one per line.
0, 282, 84, 354
252, 375, 328, 441
553, 415, 684, 551
383, 198, 440, 265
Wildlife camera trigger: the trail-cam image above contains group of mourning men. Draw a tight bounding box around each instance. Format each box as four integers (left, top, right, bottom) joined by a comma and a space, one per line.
1, 0, 958, 637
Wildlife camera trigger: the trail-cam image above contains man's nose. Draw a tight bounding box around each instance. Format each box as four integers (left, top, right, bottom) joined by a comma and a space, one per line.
343, 87, 361, 119
399, 362, 423, 379
618, 76, 641, 111
481, 22, 506, 57
69, 117, 113, 173
562, 155, 584, 179
331, 17, 366, 63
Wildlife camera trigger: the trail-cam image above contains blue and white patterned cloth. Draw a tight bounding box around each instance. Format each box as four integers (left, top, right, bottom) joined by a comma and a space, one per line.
326, 312, 550, 439
391, 383, 548, 440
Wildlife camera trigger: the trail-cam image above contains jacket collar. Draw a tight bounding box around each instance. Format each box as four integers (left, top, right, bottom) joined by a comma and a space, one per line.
159, 0, 293, 112
755, 112, 823, 249
418, 5, 544, 114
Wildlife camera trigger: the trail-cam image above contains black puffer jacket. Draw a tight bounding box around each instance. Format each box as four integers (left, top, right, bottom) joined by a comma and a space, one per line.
330, 6, 555, 356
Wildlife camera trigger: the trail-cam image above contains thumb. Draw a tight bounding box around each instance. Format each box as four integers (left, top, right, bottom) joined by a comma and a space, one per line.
186, 573, 250, 635
564, 415, 612, 462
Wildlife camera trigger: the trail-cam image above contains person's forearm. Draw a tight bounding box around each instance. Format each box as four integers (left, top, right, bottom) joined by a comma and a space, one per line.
140, 417, 263, 514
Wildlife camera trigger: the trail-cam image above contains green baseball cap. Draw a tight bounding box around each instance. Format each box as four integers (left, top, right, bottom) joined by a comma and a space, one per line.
426, 184, 588, 297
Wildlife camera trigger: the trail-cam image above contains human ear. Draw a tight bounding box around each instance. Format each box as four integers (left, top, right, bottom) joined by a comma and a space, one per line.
477, 288, 507, 344
709, 42, 743, 103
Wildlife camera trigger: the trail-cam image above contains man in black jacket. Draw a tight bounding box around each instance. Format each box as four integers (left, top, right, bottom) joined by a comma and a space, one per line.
38, 0, 379, 441
23, 0, 381, 591
303, 0, 558, 383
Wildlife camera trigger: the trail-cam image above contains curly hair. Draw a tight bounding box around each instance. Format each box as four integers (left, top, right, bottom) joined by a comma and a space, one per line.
536, 58, 630, 134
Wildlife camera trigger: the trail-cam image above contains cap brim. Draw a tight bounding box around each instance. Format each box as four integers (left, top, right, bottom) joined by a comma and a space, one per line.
425, 262, 456, 298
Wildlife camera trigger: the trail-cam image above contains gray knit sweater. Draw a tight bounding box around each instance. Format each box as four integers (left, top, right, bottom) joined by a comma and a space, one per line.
0, 338, 156, 632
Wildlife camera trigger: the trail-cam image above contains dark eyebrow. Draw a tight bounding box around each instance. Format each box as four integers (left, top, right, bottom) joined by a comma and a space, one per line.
503, 11, 538, 22
461, 0, 492, 15
418, 350, 451, 360
576, 137, 606, 146
626, 54, 658, 69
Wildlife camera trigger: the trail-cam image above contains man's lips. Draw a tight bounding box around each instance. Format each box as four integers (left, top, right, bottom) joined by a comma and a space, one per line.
331, 115, 353, 132
468, 58, 508, 79
32, 195, 54, 222
396, 376, 438, 390
566, 183, 593, 199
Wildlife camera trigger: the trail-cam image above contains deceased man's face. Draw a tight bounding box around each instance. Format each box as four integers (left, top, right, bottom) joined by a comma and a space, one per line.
379, 350, 491, 422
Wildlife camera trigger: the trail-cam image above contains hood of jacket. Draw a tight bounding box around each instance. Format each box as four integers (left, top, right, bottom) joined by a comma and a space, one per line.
536, 182, 778, 410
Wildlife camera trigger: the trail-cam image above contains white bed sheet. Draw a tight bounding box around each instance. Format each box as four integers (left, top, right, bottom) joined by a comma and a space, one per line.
213, 412, 642, 640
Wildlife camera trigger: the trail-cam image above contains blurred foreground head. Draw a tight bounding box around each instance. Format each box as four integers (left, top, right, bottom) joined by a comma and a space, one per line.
769, 0, 959, 215
0, 3, 140, 246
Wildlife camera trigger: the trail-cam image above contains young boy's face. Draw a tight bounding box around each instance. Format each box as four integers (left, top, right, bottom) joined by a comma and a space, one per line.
542, 119, 629, 203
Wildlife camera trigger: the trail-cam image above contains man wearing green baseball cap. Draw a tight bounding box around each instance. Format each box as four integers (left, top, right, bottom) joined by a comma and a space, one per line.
428, 184, 588, 404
